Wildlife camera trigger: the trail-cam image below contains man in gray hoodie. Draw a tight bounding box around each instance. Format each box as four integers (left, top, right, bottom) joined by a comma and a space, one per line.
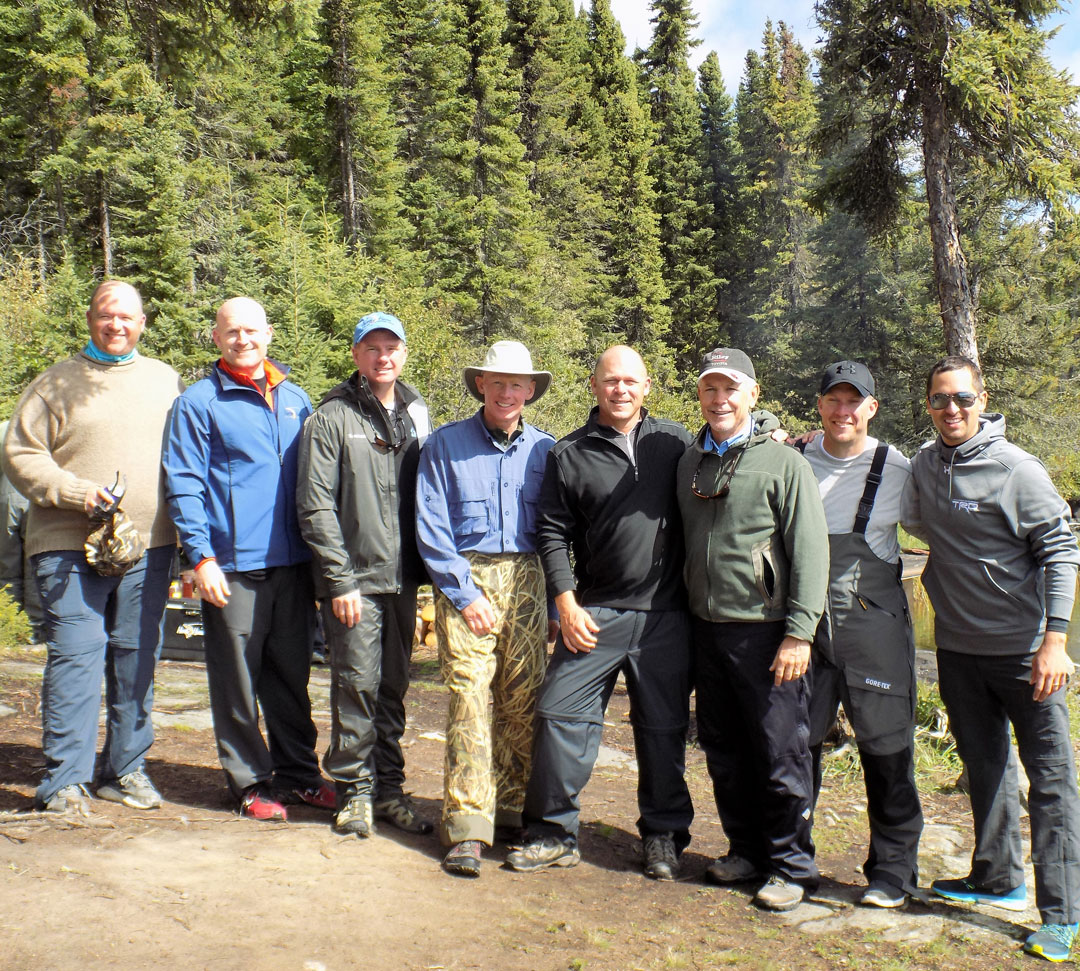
902, 355, 1080, 963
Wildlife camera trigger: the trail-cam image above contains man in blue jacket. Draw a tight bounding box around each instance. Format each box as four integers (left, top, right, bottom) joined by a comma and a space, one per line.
164, 296, 333, 822
903, 355, 1080, 963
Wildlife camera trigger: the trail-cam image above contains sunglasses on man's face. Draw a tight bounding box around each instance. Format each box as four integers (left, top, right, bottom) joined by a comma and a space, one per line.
928, 392, 979, 410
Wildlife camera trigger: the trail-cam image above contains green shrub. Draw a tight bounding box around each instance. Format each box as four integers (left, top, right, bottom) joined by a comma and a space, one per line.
0, 587, 32, 653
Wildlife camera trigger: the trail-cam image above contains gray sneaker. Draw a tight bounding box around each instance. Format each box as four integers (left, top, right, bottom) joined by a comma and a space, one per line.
643, 832, 679, 881
374, 793, 434, 835
97, 768, 162, 810
754, 875, 805, 912
505, 836, 580, 873
334, 796, 374, 837
706, 853, 760, 884
37, 783, 91, 814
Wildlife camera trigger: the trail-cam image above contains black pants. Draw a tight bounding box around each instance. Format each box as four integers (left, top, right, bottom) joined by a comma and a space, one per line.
695, 618, 818, 887
201, 565, 320, 799
523, 607, 693, 848
809, 656, 922, 891
322, 587, 418, 803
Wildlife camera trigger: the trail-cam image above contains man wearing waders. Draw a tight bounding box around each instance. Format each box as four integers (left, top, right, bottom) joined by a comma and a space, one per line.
801, 361, 922, 909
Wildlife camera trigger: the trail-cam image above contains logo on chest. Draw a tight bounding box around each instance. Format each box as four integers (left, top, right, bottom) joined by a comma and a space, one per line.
951, 499, 979, 513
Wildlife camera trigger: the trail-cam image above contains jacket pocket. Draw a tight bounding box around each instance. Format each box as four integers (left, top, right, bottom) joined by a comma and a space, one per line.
751, 538, 782, 610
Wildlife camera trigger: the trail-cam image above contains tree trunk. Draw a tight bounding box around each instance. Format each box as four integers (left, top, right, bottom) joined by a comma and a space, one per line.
921, 86, 979, 365
98, 172, 113, 277
328, 0, 358, 248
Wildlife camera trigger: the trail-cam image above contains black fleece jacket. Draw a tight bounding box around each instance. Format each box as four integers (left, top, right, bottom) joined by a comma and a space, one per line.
535, 407, 691, 611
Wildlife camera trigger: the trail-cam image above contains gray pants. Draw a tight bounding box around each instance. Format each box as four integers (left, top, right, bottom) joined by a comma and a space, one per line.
201, 565, 320, 799
938, 648, 1080, 924
322, 588, 417, 803
523, 607, 693, 848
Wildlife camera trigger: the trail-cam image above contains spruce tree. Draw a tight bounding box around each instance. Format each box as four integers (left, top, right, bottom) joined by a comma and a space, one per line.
814, 0, 1080, 363
640, 0, 713, 360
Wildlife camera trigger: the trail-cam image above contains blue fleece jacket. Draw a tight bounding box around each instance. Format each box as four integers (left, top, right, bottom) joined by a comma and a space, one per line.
163, 361, 312, 572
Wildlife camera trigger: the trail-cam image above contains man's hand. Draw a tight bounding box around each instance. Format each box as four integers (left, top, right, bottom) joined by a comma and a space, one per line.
83, 484, 116, 515
194, 559, 231, 608
332, 591, 363, 629
770, 636, 810, 685
1031, 631, 1073, 702
462, 596, 498, 636
555, 591, 599, 654
784, 429, 822, 450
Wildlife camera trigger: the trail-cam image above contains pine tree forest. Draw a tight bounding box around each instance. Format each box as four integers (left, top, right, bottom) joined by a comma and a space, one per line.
3, 0, 1080, 489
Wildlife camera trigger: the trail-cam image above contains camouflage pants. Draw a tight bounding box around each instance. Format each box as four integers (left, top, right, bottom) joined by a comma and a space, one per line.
436, 552, 548, 846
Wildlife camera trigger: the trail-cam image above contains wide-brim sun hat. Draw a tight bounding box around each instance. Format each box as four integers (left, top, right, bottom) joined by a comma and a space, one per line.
463, 340, 552, 403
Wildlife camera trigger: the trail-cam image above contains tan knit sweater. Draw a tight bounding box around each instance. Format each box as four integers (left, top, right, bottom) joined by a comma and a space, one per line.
2, 352, 185, 558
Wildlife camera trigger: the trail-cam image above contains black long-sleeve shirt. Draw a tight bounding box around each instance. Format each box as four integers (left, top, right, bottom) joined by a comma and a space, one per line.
536, 407, 691, 611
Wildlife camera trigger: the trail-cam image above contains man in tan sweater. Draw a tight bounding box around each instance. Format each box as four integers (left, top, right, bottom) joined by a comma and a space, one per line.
3, 280, 184, 814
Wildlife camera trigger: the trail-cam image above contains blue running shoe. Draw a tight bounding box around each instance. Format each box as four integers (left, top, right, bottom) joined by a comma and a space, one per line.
1024, 923, 1078, 963
931, 877, 1027, 911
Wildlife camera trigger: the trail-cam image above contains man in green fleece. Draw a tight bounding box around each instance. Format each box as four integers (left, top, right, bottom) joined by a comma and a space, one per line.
677, 347, 828, 912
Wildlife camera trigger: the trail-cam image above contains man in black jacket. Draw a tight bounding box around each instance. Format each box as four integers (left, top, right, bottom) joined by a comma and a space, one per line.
296, 312, 434, 839
506, 345, 694, 880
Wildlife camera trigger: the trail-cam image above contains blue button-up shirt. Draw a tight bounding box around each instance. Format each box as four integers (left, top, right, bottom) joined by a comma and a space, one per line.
416, 409, 555, 611
703, 417, 752, 457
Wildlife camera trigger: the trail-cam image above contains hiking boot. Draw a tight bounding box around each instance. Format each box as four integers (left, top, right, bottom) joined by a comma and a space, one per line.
36, 783, 91, 815
931, 876, 1027, 911
96, 768, 162, 810
642, 832, 679, 881
284, 781, 336, 811
706, 853, 760, 885
860, 880, 907, 909
504, 836, 580, 873
374, 793, 434, 835
241, 786, 288, 822
754, 875, 805, 912
443, 840, 483, 877
334, 796, 374, 837
1024, 923, 1079, 963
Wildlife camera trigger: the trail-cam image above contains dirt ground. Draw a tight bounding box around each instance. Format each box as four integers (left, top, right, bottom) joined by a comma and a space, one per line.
0, 644, 1055, 971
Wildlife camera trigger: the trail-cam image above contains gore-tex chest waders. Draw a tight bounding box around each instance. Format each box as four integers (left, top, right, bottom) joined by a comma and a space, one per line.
809, 443, 923, 893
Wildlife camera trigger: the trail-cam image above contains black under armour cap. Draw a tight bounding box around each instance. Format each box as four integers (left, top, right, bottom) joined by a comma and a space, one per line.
819, 360, 876, 398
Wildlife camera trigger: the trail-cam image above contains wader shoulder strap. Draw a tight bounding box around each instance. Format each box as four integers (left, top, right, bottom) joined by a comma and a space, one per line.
853, 443, 890, 535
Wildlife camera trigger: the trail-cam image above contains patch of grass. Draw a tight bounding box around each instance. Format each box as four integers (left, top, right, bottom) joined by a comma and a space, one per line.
568, 958, 586, 971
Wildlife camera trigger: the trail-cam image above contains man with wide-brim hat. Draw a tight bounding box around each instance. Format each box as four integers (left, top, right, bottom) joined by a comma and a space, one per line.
416, 339, 556, 877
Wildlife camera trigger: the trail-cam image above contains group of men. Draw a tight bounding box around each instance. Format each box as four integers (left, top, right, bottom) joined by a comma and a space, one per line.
4, 280, 1079, 964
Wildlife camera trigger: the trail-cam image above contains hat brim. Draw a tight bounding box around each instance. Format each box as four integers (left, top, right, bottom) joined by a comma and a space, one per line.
698, 367, 755, 385
819, 377, 875, 399
463, 367, 552, 403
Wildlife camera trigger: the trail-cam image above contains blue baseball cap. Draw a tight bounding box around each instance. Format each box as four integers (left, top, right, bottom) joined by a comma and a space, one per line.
353, 312, 406, 345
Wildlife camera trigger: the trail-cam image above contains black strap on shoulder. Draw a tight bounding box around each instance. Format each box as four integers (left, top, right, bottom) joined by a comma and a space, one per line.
853, 443, 890, 535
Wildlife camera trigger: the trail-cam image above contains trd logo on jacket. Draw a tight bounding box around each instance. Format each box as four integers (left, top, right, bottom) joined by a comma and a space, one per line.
951, 499, 980, 512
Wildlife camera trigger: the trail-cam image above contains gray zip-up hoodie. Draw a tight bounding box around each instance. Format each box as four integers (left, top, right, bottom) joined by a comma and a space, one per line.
902, 413, 1079, 655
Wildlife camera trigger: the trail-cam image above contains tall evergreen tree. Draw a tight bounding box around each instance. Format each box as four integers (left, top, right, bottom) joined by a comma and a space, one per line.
640, 0, 714, 359
730, 22, 818, 375
815, 0, 1080, 363
583, 0, 669, 352
697, 51, 738, 335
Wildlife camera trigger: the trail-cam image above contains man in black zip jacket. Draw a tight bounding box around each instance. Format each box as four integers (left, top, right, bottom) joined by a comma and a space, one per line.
296, 312, 434, 839
506, 345, 694, 880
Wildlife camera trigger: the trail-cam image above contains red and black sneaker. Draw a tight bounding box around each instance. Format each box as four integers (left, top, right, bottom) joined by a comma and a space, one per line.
241, 786, 288, 822
287, 780, 336, 811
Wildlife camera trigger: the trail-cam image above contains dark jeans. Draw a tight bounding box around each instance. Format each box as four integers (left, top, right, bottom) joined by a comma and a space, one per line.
523, 607, 693, 848
938, 648, 1080, 924
695, 618, 818, 887
201, 564, 320, 799
322, 587, 418, 803
32, 545, 172, 803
